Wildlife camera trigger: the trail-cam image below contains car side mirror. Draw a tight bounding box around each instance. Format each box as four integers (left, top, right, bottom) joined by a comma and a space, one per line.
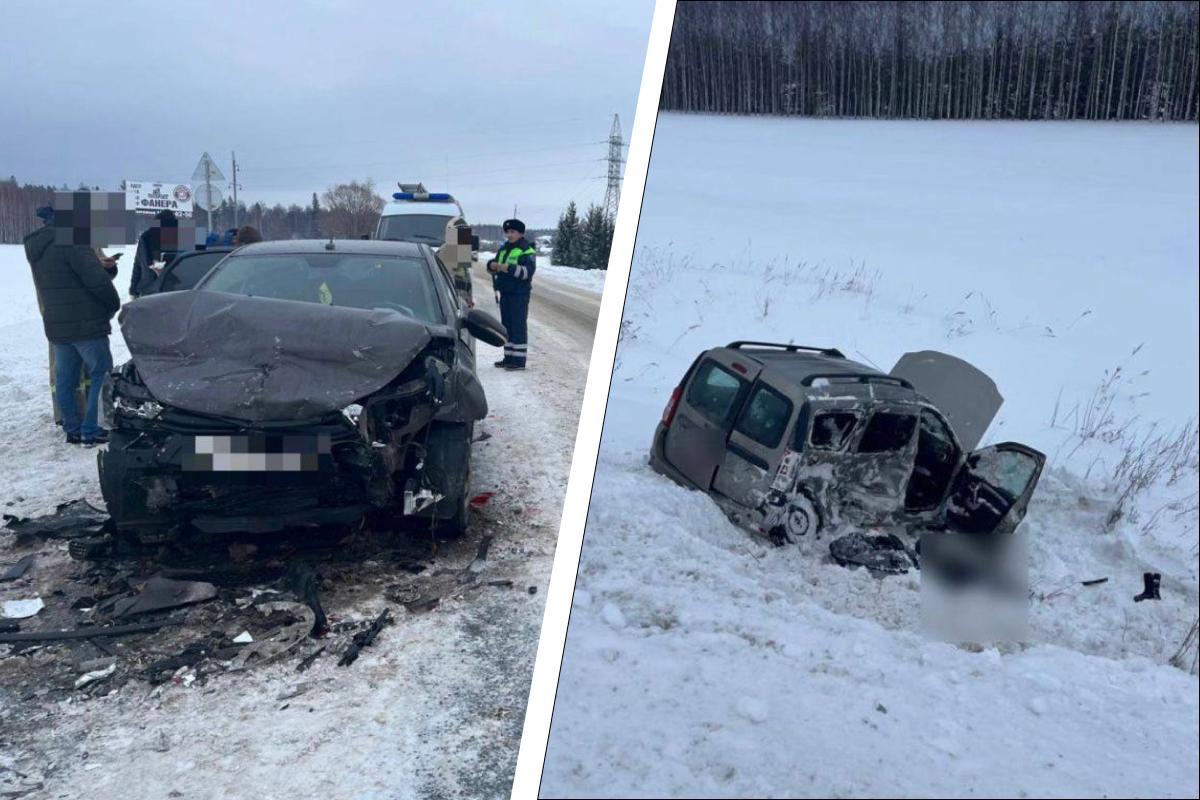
464, 308, 506, 347
471, 235, 480, 251
360, 233, 370, 240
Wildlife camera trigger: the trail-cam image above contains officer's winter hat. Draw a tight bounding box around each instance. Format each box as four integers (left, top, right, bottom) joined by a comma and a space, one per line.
502, 218, 525, 234
35, 205, 54, 222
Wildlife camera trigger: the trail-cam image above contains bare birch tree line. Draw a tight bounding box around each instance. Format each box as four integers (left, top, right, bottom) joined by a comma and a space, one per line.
662, 1, 1199, 122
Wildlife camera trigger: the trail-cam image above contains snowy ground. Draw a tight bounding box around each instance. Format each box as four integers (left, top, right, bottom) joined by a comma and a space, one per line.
541, 115, 1199, 797
0, 245, 599, 799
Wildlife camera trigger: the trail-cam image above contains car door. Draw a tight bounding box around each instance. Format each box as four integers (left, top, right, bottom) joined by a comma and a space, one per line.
940, 443, 1046, 535
890, 351, 1002, 450
711, 379, 795, 506
829, 406, 920, 525
662, 352, 758, 490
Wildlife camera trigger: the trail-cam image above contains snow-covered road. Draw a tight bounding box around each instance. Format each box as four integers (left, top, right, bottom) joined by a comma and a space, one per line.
0, 247, 601, 800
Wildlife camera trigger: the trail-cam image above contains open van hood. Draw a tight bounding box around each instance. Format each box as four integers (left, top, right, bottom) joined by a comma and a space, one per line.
890, 350, 1002, 450
120, 290, 433, 423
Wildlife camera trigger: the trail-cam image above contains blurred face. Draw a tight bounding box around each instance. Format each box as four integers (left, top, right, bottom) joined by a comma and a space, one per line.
504, 228, 521, 243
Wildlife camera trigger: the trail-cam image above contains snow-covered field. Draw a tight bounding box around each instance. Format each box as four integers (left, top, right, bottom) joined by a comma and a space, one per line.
541, 115, 1199, 797
0, 245, 599, 799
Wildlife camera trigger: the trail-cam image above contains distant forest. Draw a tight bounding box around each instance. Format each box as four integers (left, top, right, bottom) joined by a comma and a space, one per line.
662, 1, 1200, 121
0, 176, 551, 246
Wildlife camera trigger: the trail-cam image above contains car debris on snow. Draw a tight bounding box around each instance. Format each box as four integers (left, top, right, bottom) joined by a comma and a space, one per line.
74, 662, 116, 690
1, 554, 36, 582
0, 618, 182, 645
107, 576, 218, 619
1, 598, 44, 619
338, 609, 393, 667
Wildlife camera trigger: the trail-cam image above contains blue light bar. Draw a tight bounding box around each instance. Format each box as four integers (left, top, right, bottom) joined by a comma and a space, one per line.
391, 192, 454, 201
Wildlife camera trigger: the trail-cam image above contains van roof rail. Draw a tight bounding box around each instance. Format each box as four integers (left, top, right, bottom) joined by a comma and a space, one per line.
800, 373, 913, 390
727, 341, 846, 358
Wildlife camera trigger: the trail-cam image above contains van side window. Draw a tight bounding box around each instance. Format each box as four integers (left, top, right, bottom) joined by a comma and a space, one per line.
685, 360, 744, 426
809, 411, 858, 450
857, 412, 917, 453
735, 383, 793, 448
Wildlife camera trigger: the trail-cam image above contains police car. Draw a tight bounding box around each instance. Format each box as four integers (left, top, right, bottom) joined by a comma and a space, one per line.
376, 183, 479, 302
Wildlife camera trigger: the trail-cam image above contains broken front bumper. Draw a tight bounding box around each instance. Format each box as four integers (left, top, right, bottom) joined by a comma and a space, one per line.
98, 405, 391, 537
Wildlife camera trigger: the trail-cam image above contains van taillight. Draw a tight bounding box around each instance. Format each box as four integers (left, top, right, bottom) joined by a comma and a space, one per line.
662, 385, 683, 426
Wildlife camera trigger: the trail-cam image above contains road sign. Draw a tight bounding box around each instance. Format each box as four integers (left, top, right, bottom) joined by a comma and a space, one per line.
192, 152, 227, 183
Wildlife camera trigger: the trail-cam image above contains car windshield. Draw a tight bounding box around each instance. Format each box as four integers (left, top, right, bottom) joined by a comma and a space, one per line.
200, 253, 443, 324
376, 214, 454, 244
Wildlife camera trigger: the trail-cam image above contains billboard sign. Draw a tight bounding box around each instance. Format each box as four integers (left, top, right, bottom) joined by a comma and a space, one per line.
125, 181, 194, 217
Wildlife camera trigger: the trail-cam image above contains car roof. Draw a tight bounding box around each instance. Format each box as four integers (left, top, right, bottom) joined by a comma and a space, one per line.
179, 247, 234, 258
231, 239, 429, 257
380, 201, 462, 217
715, 345, 922, 405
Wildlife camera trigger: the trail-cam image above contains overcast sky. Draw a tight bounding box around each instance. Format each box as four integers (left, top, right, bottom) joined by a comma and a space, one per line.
1, 0, 652, 227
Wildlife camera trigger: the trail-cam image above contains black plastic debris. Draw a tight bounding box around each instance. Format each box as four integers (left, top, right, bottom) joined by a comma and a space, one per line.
296, 645, 326, 673
285, 562, 327, 636
108, 576, 218, 619
1134, 572, 1162, 602
0, 618, 181, 644
1, 499, 109, 541
1, 554, 35, 582
338, 609, 393, 667
829, 531, 918, 575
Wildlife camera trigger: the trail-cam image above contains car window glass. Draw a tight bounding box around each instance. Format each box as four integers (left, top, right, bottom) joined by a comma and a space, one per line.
163, 252, 225, 292
377, 214, 454, 244
809, 411, 858, 450
968, 448, 1038, 498
857, 412, 917, 453
918, 409, 957, 465
685, 360, 744, 426
735, 383, 793, 448
202, 253, 442, 324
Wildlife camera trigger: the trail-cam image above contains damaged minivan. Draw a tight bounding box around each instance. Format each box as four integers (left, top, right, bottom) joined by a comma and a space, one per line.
650, 342, 1045, 543
99, 239, 506, 543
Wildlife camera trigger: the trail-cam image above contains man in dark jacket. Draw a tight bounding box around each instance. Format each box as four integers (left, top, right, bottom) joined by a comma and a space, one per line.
486, 218, 536, 370
130, 209, 179, 298
25, 207, 122, 445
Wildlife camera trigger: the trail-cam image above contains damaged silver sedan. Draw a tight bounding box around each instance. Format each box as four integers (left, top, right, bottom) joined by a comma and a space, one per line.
99, 239, 505, 543
649, 342, 1045, 543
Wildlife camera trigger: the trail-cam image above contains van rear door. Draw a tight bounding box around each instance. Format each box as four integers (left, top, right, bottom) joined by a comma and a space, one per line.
661, 351, 759, 490
712, 379, 795, 507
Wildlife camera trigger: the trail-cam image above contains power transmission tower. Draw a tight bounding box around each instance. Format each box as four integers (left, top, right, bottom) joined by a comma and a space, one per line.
602, 114, 624, 222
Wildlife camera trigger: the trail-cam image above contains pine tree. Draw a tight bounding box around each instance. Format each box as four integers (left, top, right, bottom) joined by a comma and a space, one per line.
309, 192, 322, 238
554, 200, 580, 267
579, 204, 613, 270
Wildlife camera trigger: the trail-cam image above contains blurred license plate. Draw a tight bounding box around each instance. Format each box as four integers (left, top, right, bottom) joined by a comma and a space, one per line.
183, 434, 332, 472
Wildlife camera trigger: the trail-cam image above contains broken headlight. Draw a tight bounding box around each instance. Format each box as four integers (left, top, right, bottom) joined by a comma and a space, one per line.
343, 403, 364, 425
113, 395, 163, 420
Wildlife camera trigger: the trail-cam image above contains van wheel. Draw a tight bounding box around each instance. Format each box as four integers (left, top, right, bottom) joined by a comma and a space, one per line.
785, 495, 820, 539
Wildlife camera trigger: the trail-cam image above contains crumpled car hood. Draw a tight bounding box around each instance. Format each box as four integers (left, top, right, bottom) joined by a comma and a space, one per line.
120, 290, 433, 422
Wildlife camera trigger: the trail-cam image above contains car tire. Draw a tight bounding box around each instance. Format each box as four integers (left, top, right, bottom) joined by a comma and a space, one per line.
438, 450, 471, 537
784, 493, 821, 539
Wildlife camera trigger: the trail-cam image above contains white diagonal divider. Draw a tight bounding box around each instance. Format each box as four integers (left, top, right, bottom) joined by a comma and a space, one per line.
509, 1, 679, 797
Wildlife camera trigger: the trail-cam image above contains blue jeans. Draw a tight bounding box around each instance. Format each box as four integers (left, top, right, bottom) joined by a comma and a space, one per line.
54, 338, 112, 438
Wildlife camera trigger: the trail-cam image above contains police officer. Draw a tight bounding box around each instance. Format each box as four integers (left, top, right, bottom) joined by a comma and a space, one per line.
487, 219, 536, 370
